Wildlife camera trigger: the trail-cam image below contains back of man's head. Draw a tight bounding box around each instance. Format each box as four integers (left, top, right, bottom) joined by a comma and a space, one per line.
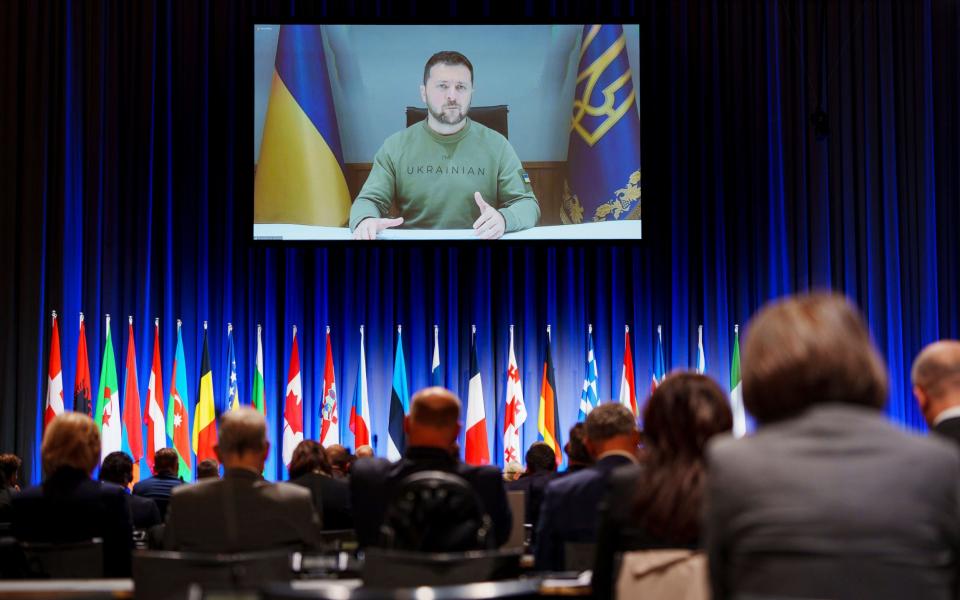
584, 403, 639, 458
99, 451, 134, 486
742, 293, 888, 424
0, 453, 22, 488
355, 445, 374, 459
564, 422, 593, 467
153, 447, 178, 477
406, 387, 462, 449
196, 459, 220, 480
525, 442, 558, 473
216, 408, 269, 471
325, 444, 352, 477
912, 340, 960, 425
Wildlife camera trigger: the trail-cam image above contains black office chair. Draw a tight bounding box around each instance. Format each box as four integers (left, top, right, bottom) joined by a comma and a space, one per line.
361, 547, 523, 588
132, 549, 294, 600
405, 105, 509, 138
20, 538, 104, 578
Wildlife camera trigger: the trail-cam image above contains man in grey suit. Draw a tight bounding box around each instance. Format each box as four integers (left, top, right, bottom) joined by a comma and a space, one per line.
705, 294, 960, 600
164, 408, 320, 552
913, 340, 960, 447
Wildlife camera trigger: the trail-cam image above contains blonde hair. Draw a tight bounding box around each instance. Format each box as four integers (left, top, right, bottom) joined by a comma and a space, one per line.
42, 412, 101, 476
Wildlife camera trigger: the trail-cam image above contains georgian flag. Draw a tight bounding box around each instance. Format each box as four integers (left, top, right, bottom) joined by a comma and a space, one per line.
502, 324, 527, 466
282, 326, 304, 467
465, 325, 490, 465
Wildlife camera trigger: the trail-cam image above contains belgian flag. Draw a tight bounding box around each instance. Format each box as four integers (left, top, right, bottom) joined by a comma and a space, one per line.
193, 322, 217, 464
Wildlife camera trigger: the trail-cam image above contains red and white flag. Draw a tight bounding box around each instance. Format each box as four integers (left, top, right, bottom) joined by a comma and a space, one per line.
320, 326, 340, 446
122, 317, 144, 483
282, 325, 304, 467
45, 311, 64, 431
619, 325, 638, 416
465, 325, 490, 465
145, 318, 166, 472
502, 324, 527, 465
349, 325, 371, 447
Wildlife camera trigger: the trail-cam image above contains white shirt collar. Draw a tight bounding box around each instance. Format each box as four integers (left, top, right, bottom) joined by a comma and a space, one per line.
597, 450, 640, 465
933, 405, 960, 427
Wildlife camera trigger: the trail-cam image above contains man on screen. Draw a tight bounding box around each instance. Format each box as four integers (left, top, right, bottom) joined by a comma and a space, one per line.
350, 51, 540, 240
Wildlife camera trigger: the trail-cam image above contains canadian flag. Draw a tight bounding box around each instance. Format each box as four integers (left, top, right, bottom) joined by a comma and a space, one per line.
320, 326, 339, 446
465, 325, 490, 465
282, 326, 304, 467
45, 311, 64, 431
619, 325, 638, 416
502, 324, 527, 465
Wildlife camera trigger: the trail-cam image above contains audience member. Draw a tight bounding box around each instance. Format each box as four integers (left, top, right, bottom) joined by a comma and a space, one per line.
164, 407, 320, 552
326, 444, 353, 478
502, 462, 523, 482
561, 422, 593, 475
196, 458, 220, 480
99, 451, 162, 530
912, 340, 960, 446
506, 442, 557, 532
289, 440, 353, 530
132, 447, 184, 520
0, 453, 22, 523
535, 403, 639, 571
592, 372, 732, 598
12, 413, 133, 576
706, 293, 960, 600
355, 445, 375, 459
350, 387, 512, 548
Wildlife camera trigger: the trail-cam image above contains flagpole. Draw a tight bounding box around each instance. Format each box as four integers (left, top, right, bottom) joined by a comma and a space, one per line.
547, 324, 551, 342
80, 312, 84, 329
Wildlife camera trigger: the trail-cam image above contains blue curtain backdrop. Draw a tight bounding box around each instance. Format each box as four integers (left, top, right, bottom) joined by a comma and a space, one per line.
3, 0, 960, 483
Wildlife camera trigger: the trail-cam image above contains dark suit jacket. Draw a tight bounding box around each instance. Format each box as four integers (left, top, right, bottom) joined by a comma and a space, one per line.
933, 415, 960, 448
125, 491, 162, 530
706, 404, 960, 600
505, 470, 556, 530
350, 446, 512, 548
290, 471, 353, 530
534, 453, 636, 571
0, 484, 14, 523
12, 468, 133, 577
132, 473, 183, 520
164, 467, 320, 553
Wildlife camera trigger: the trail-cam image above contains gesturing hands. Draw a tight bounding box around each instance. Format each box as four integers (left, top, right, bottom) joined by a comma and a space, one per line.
352, 217, 404, 240
473, 192, 506, 240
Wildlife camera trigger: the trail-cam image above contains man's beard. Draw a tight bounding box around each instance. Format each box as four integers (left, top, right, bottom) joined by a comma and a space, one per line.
428, 100, 470, 125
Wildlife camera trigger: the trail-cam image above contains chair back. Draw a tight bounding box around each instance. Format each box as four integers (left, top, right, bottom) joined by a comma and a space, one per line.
505, 491, 526, 550
20, 538, 104, 578
361, 547, 523, 588
379, 470, 492, 552
132, 549, 293, 600
564, 541, 596, 572
615, 549, 708, 600
405, 105, 509, 138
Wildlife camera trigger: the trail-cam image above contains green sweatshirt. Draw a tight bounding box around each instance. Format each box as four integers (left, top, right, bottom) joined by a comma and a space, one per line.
348, 119, 540, 232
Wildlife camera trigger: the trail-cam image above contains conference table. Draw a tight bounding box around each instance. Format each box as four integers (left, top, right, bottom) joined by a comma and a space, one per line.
253, 221, 642, 241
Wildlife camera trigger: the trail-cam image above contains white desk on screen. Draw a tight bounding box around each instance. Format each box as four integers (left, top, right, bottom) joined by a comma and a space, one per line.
253, 220, 642, 241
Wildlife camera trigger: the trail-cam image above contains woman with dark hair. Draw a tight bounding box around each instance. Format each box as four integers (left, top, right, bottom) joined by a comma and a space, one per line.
288, 440, 352, 530
592, 372, 732, 598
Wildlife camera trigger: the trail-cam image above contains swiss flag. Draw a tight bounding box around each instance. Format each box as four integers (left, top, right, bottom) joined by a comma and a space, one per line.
45, 312, 64, 431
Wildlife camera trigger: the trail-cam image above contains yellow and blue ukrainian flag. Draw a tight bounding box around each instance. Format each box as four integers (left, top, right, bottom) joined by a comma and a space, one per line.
255, 26, 351, 226
563, 24, 641, 224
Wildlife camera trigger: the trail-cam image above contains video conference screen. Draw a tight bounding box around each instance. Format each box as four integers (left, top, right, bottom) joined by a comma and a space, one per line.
253, 24, 640, 241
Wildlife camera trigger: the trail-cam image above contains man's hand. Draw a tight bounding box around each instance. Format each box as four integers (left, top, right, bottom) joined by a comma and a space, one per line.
352, 217, 404, 240
473, 192, 506, 240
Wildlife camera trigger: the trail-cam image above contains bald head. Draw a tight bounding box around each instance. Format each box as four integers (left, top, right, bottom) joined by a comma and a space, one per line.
405, 387, 462, 449
215, 407, 270, 473
912, 340, 960, 425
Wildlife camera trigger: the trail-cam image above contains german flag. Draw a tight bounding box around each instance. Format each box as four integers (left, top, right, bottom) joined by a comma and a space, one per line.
537, 325, 562, 466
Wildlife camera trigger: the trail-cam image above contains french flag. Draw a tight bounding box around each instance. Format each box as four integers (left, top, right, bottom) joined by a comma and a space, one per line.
465, 325, 490, 465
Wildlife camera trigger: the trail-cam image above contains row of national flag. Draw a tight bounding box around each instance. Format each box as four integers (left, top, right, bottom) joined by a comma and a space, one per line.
44, 314, 748, 474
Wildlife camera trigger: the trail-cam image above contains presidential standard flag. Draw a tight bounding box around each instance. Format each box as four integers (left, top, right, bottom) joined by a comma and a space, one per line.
537, 325, 562, 467
252, 324, 266, 415
465, 325, 490, 465
166, 320, 193, 481
697, 325, 706, 374
650, 324, 666, 394
387, 325, 410, 461
254, 25, 351, 226
145, 318, 166, 472
122, 317, 144, 483
562, 24, 641, 225
282, 325, 304, 467
193, 322, 217, 463
619, 325, 638, 416
225, 323, 240, 412
431, 324, 442, 387
578, 324, 598, 421
349, 325, 371, 448
95, 315, 122, 461
44, 311, 64, 431
320, 326, 340, 446
730, 324, 746, 438
74, 312, 93, 417
503, 324, 527, 466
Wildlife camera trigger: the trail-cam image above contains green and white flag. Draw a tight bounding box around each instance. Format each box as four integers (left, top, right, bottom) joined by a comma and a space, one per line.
95, 315, 122, 461
730, 324, 746, 437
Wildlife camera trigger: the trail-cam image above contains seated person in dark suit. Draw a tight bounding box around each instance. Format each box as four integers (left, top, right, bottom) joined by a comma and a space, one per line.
534, 403, 640, 571
132, 447, 183, 520
592, 372, 732, 599
0, 453, 22, 524
12, 413, 133, 577
99, 451, 162, 530
505, 442, 556, 532
350, 386, 512, 548
164, 407, 320, 552
706, 294, 960, 600
196, 458, 220, 479
560, 422, 593, 476
288, 440, 353, 530
912, 340, 960, 447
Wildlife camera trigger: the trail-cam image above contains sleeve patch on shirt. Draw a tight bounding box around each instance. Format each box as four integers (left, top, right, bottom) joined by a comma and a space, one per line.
519, 169, 532, 186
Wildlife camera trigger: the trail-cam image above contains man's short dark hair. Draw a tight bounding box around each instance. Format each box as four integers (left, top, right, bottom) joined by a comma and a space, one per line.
0, 453, 22, 483
154, 447, 178, 476
423, 51, 474, 85
196, 459, 219, 479
99, 451, 134, 486
585, 403, 638, 442
525, 442, 557, 473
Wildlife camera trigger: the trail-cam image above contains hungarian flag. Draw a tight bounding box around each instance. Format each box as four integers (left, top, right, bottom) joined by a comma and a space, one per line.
619, 325, 638, 416
145, 318, 166, 472
650, 324, 666, 394
192, 322, 217, 463
431, 324, 442, 387
282, 325, 304, 467
320, 326, 339, 445
121, 317, 144, 483
349, 325, 371, 447
252, 324, 266, 415
225, 323, 240, 412
166, 320, 193, 481
730, 324, 746, 438
578, 324, 598, 421
465, 325, 490, 465
697, 325, 706, 374
387, 325, 409, 461
95, 315, 122, 462
74, 313, 92, 417
503, 324, 527, 466
537, 325, 562, 467
44, 311, 64, 431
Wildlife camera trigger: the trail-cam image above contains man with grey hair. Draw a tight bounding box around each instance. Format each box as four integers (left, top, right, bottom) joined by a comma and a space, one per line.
913, 340, 960, 446
534, 403, 640, 570
164, 407, 320, 552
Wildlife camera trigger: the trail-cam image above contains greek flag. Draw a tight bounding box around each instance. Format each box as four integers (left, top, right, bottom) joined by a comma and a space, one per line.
578, 325, 599, 421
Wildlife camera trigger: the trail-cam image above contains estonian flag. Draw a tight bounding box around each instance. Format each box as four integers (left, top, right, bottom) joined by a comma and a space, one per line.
388, 325, 410, 461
